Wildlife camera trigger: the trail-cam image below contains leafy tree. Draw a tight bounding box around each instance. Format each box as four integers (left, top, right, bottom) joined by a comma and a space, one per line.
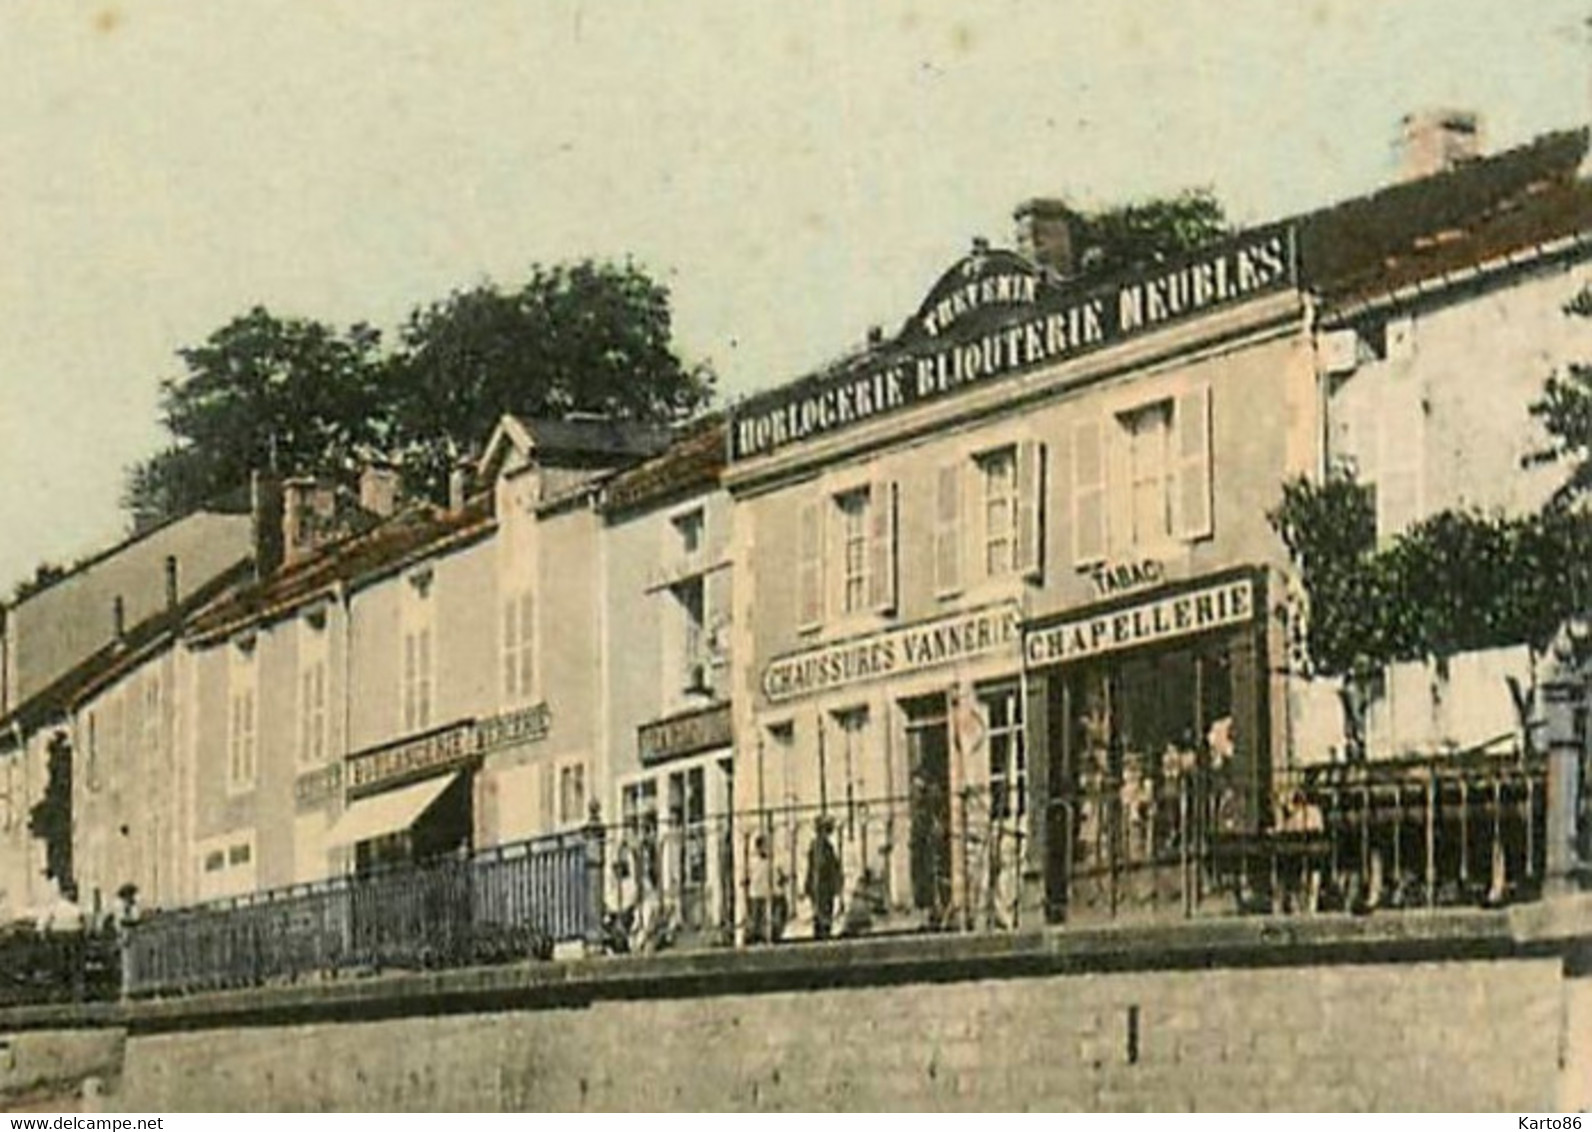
1526, 285, 1592, 503
121, 262, 714, 524
387, 261, 714, 500
122, 308, 386, 529
1073, 188, 1229, 278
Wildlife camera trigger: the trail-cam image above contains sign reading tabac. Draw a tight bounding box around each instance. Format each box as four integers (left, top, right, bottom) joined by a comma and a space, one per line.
729, 224, 1295, 462
1023, 577, 1257, 667
762, 604, 1020, 704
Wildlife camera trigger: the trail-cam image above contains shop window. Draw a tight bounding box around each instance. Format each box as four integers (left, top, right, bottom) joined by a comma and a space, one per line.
981, 685, 1026, 821
501, 590, 536, 706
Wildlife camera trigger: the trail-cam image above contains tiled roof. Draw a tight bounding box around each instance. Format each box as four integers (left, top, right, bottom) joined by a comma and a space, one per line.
1299, 128, 1592, 302
185, 494, 495, 642
600, 417, 726, 515
0, 561, 257, 741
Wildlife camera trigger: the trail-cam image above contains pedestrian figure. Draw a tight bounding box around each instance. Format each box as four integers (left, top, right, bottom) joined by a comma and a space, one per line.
804, 815, 843, 940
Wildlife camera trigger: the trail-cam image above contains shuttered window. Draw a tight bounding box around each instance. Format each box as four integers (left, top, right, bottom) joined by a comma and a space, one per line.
1072, 418, 1107, 565
1175, 384, 1214, 541
934, 462, 964, 595
867, 480, 898, 614
502, 591, 536, 704
797, 499, 824, 629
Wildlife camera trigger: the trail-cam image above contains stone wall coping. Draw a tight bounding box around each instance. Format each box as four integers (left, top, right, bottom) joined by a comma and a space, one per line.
0, 908, 1553, 1036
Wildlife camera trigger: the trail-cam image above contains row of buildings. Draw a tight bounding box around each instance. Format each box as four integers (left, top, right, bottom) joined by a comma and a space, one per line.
3, 112, 1591, 941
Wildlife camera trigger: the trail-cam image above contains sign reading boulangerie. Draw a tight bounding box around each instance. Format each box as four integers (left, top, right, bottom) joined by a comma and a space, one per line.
763, 604, 1020, 703
1024, 576, 1256, 666
729, 224, 1294, 462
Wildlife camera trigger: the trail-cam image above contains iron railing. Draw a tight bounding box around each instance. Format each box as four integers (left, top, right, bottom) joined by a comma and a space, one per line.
20, 747, 1569, 1003
123, 828, 593, 997
0, 924, 120, 1007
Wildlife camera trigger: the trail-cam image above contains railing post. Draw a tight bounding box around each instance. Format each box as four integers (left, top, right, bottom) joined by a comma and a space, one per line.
1542, 676, 1586, 895
583, 800, 607, 954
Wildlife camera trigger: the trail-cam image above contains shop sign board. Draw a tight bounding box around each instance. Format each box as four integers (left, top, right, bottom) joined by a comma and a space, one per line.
347, 703, 552, 796
762, 603, 1020, 704
1024, 576, 1256, 667
729, 224, 1295, 462
638, 702, 733, 766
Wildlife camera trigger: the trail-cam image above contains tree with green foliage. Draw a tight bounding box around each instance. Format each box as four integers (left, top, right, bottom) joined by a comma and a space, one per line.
122, 308, 386, 530
1073, 188, 1229, 278
386, 260, 713, 501
118, 260, 714, 527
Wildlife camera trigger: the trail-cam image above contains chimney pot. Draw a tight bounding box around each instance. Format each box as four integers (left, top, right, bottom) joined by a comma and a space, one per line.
1399, 109, 1483, 181
1013, 198, 1078, 275
358, 463, 400, 518
448, 464, 470, 512
250, 471, 285, 581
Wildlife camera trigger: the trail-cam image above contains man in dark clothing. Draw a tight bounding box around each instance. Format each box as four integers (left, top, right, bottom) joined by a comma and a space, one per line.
804, 815, 843, 940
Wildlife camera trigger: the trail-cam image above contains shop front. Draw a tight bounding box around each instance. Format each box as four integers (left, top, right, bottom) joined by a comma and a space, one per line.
1022, 567, 1270, 923
752, 602, 1026, 937
616, 701, 734, 948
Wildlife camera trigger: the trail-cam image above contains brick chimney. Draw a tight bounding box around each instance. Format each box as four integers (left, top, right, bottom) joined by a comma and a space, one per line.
282, 477, 337, 565
1013, 198, 1079, 275
250, 471, 284, 581
1399, 109, 1483, 181
358, 462, 401, 518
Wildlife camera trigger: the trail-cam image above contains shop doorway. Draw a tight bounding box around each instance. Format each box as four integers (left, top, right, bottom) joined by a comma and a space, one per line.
904, 695, 952, 920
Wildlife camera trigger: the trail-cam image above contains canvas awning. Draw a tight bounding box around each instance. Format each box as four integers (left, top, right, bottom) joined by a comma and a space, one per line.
325, 772, 459, 848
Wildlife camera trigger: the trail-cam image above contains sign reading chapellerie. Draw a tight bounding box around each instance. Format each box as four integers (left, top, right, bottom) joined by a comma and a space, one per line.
638, 702, 733, 766
1023, 577, 1256, 667
729, 225, 1294, 462
346, 703, 551, 795
762, 604, 1020, 704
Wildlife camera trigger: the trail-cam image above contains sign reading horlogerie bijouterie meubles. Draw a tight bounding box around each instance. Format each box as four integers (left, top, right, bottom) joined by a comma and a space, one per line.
1023, 576, 1257, 667
728, 224, 1295, 462
762, 604, 1020, 704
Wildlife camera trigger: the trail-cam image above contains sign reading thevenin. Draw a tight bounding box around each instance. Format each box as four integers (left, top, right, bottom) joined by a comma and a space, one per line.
729, 224, 1295, 462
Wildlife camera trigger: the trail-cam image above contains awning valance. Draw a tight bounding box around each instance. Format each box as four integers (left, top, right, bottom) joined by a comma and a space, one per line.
325, 771, 459, 848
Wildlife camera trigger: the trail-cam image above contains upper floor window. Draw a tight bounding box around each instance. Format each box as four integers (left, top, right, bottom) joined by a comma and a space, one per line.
936, 442, 1044, 595
672, 508, 705, 557
502, 590, 536, 706
228, 651, 257, 794
1121, 399, 1174, 547
299, 659, 327, 766
558, 760, 587, 828
402, 627, 433, 733
797, 482, 897, 629
672, 577, 709, 695
836, 488, 870, 616
1071, 384, 1211, 565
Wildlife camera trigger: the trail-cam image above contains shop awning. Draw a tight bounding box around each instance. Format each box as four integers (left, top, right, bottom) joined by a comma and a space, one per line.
325, 772, 459, 848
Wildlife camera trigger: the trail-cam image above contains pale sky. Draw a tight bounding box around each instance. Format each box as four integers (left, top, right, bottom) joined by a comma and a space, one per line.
1, 0, 1588, 595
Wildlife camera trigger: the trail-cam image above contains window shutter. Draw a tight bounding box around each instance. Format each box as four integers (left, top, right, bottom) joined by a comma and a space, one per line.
868, 480, 898, 614
797, 499, 824, 628
934, 462, 964, 594
1176, 384, 1213, 540
1015, 441, 1045, 580
519, 592, 536, 699
502, 600, 518, 699
538, 761, 555, 833
1072, 418, 1106, 565
418, 627, 433, 729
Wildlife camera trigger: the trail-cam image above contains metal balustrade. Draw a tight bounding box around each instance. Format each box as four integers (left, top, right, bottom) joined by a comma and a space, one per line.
123, 828, 592, 997
4, 749, 1571, 1004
